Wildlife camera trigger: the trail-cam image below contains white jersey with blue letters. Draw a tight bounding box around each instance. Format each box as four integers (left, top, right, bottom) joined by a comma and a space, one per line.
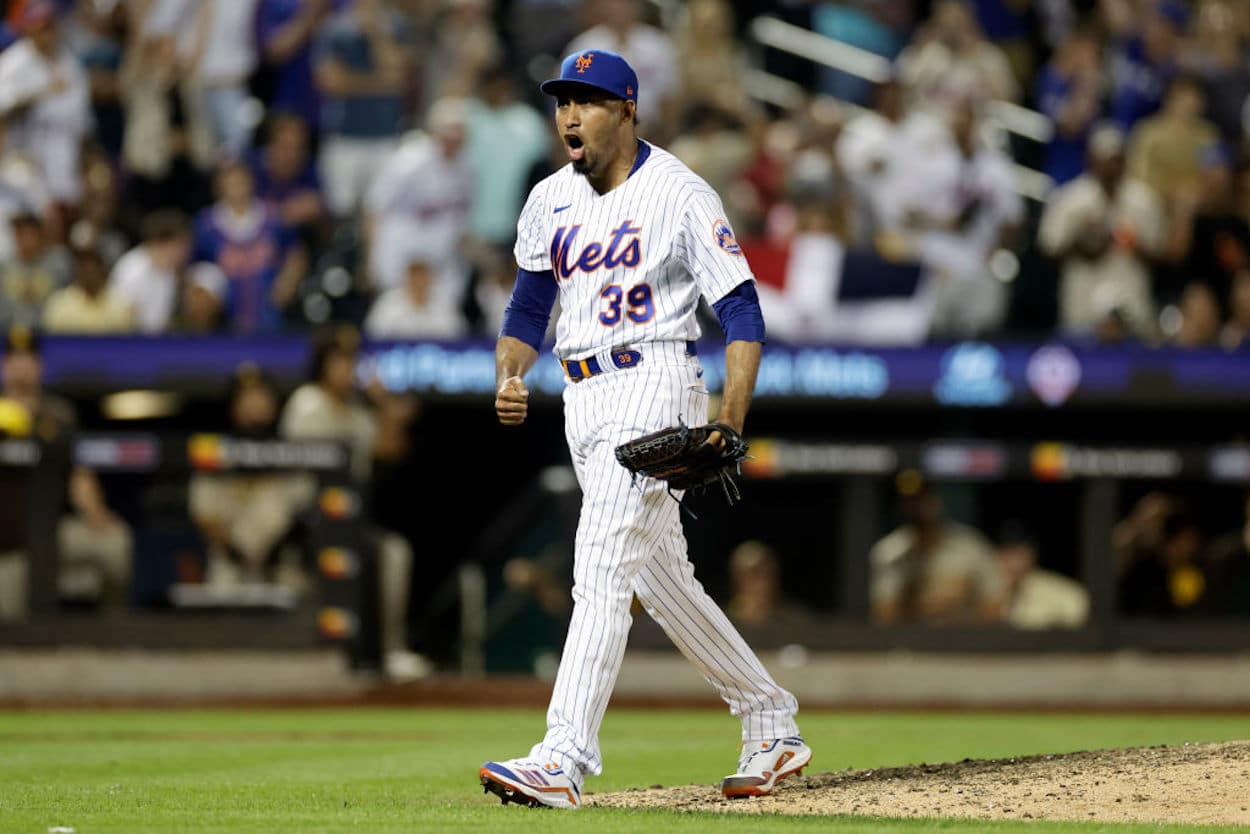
514, 142, 753, 360
511, 139, 801, 786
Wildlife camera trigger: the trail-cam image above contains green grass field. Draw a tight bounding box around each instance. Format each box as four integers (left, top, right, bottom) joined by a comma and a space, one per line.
1, 706, 1246, 833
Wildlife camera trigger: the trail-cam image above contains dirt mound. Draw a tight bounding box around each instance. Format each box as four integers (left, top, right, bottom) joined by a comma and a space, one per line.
589, 741, 1250, 825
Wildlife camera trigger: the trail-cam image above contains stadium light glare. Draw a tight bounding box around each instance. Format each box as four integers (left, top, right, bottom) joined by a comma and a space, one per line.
100, 390, 182, 421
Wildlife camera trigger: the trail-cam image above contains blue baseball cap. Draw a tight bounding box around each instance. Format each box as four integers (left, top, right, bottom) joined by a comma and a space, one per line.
540, 50, 638, 103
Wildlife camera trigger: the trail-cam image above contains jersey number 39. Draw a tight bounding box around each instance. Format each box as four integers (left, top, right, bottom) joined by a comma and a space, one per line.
599, 283, 654, 326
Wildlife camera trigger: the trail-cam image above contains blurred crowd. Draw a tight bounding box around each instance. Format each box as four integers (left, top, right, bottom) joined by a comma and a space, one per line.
0, 321, 434, 680
751, 0, 1250, 347
1112, 488, 1250, 619
0, 0, 1245, 347
866, 473, 1250, 626
868, 471, 1093, 628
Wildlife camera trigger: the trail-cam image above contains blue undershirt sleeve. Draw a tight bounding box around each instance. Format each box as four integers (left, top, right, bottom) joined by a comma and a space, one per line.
712, 281, 766, 343
500, 268, 558, 350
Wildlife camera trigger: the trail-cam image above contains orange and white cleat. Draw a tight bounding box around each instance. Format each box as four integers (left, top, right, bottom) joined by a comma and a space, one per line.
479, 758, 582, 809
720, 736, 812, 798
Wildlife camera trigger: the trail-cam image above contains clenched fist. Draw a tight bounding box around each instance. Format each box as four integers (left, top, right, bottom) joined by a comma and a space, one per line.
495, 376, 529, 425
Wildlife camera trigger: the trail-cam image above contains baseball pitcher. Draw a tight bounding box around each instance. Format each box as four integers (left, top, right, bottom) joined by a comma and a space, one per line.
480, 50, 810, 810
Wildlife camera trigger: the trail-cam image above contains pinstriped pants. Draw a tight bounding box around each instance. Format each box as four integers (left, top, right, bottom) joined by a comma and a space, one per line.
531, 353, 800, 779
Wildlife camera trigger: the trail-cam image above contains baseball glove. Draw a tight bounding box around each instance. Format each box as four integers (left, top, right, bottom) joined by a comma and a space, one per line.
614, 420, 749, 509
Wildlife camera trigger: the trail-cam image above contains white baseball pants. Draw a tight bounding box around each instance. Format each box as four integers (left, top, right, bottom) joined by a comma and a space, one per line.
531, 346, 800, 779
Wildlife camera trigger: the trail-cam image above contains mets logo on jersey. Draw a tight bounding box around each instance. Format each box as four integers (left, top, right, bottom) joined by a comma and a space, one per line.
713, 219, 742, 256
551, 220, 642, 280
576, 53, 594, 73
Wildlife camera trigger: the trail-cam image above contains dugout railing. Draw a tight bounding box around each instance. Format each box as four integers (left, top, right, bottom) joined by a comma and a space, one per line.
463, 438, 1250, 675
629, 438, 1250, 655
0, 434, 392, 669
2, 433, 1248, 671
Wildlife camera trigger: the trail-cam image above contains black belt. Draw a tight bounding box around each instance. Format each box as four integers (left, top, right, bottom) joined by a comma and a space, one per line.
563, 341, 697, 381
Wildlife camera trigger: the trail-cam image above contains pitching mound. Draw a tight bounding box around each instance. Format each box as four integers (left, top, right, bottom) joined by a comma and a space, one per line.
589, 741, 1250, 825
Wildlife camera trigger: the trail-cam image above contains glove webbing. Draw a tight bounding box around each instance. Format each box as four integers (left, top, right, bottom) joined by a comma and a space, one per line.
624, 417, 746, 520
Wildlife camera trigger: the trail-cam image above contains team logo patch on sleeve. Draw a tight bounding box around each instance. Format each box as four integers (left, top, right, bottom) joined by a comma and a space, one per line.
713, 219, 742, 256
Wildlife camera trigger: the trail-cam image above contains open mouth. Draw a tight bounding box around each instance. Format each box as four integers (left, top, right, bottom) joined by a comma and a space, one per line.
566, 135, 585, 163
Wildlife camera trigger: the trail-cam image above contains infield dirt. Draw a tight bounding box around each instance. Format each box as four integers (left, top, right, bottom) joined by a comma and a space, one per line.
590, 741, 1250, 825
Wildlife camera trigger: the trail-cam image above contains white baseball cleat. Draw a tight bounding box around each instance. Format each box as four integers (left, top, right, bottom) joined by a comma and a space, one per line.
720, 736, 812, 798
479, 757, 582, 809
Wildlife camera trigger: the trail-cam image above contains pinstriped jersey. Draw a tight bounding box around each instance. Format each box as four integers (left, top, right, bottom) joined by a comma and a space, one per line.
514, 141, 754, 360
